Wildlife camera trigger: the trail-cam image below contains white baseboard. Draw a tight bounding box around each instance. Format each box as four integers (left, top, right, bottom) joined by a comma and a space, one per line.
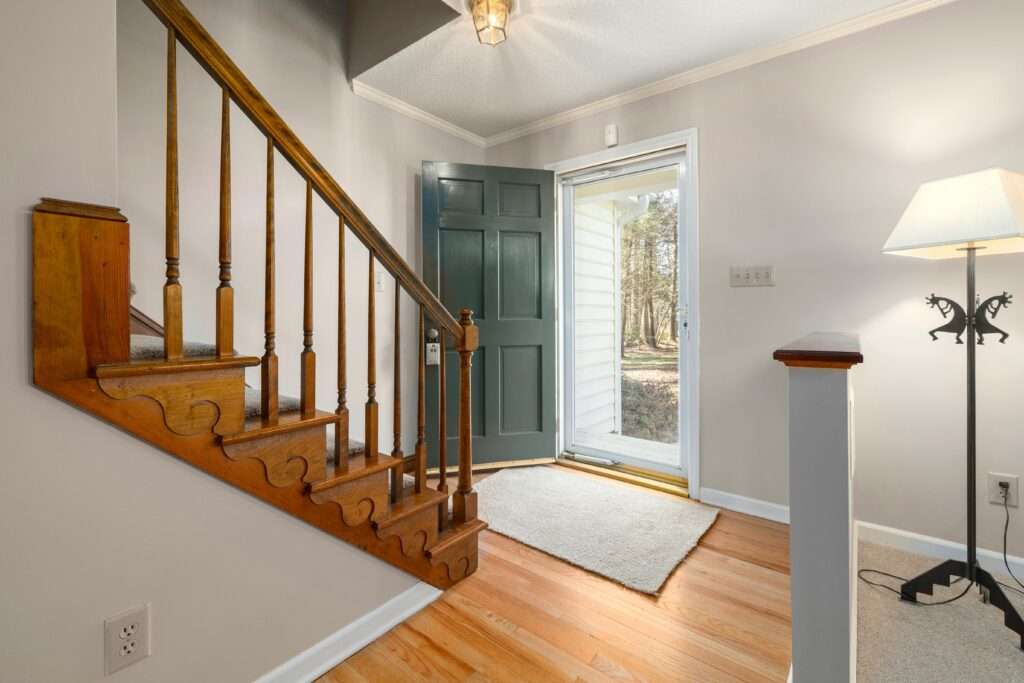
254, 582, 441, 683
856, 520, 1024, 580
699, 487, 790, 524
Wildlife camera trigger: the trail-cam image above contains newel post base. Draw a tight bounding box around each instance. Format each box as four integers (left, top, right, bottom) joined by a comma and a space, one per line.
454, 308, 479, 524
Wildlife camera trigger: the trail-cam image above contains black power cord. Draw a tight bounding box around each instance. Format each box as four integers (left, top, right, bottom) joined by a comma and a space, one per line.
857, 484, 1024, 605
1000, 490, 1024, 596
857, 568, 974, 606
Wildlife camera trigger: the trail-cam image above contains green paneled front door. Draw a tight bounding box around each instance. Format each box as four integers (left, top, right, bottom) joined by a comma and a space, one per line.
422, 161, 556, 467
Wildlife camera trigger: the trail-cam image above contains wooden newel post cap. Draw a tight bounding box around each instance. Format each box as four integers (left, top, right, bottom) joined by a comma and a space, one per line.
458, 308, 479, 353
773, 332, 863, 370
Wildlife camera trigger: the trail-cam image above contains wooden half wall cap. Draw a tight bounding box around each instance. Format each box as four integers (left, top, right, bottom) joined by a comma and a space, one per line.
773, 332, 863, 369
35, 198, 127, 223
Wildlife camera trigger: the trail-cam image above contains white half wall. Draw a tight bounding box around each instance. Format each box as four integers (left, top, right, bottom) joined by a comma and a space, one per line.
0, 1, 482, 682
486, 0, 1024, 556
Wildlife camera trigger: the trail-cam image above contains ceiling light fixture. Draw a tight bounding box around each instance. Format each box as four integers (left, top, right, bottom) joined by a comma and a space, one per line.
468, 0, 514, 47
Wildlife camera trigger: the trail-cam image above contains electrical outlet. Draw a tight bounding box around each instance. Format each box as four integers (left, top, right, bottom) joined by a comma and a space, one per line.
730, 265, 775, 287
105, 604, 150, 675
988, 472, 1019, 507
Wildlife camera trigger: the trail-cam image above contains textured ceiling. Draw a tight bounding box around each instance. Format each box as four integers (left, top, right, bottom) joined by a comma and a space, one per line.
357, 0, 924, 138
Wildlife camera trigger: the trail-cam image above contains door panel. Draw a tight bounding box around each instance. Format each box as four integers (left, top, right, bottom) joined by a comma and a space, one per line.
439, 229, 485, 317
498, 232, 542, 319
423, 161, 556, 466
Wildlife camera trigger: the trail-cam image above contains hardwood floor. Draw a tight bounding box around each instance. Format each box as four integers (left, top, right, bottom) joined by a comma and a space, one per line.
319, 468, 791, 683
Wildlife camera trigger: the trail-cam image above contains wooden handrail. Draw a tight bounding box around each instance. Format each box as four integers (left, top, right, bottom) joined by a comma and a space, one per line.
140, 0, 462, 340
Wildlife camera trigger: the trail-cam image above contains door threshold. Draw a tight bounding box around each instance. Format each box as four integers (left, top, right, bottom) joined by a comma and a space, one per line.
557, 455, 689, 498
426, 457, 555, 476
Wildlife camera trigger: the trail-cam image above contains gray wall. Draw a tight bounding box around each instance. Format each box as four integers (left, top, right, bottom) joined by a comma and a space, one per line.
486, 0, 1024, 555
0, 1, 481, 681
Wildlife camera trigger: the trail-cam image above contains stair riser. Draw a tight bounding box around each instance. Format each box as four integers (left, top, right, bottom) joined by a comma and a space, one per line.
223, 427, 327, 487
376, 503, 441, 558
309, 471, 390, 527
99, 367, 245, 436
430, 532, 479, 583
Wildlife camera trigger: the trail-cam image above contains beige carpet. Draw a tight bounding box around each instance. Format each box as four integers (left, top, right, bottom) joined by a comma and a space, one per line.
858, 541, 1024, 681
473, 466, 718, 594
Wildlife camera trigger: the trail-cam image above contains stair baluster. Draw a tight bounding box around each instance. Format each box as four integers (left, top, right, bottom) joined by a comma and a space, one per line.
391, 284, 404, 502
300, 181, 316, 417
261, 138, 279, 424
216, 88, 233, 359
454, 309, 479, 524
163, 27, 183, 361
415, 307, 427, 494
438, 329, 448, 507
365, 252, 379, 463
335, 217, 349, 472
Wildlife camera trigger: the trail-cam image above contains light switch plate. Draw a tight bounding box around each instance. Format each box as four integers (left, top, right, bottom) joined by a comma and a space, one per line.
374, 269, 385, 293
105, 604, 151, 675
604, 124, 619, 148
730, 265, 775, 287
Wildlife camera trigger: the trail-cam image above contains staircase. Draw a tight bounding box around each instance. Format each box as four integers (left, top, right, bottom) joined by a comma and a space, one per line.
31, 0, 485, 589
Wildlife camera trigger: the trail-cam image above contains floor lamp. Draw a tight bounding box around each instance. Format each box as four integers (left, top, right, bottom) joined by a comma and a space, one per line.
884, 168, 1024, 649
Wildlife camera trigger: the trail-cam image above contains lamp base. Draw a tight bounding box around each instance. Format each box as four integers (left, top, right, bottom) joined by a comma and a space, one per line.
900, 559, 1024, 649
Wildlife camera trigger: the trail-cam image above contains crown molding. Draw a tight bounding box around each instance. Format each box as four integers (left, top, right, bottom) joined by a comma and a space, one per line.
354, 0, 961, 149
351, 80, 487, 147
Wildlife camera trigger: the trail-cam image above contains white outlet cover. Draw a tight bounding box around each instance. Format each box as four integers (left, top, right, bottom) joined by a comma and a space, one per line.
988, 472, 1019, 507
105, 604, 151, 675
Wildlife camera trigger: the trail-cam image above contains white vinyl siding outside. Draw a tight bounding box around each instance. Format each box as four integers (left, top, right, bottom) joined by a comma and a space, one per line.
572, 201, 620, 437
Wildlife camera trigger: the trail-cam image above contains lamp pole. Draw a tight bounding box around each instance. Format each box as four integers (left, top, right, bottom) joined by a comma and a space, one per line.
965, 246, 978, 583
900, 245, 1024, 650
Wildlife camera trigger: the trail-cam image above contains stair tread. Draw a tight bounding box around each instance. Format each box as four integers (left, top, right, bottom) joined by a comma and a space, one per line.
375, 488, 449, 529
428, 518, 488, 557
310, 453, 404, 493
243, 387, 301, 418
95, 355, 261, 378
130, 334, 216, 360
221, 409, 339, 445
326, 432, 366, 457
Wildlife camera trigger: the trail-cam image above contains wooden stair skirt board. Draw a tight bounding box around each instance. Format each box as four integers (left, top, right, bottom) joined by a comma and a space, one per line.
32, 0, 488, 591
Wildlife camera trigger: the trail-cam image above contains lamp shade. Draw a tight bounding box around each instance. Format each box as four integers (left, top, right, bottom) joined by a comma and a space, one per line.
883, 168, 1024, 259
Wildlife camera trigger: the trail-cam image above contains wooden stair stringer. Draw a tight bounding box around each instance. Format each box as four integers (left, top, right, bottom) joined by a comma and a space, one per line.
38, 377, 478, 589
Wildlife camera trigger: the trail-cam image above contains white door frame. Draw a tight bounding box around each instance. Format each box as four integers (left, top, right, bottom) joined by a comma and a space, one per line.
547, 129, 701, 498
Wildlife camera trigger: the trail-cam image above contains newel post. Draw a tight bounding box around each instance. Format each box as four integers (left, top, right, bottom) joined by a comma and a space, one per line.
774, 333, 863, 683
453, 308, 479, 524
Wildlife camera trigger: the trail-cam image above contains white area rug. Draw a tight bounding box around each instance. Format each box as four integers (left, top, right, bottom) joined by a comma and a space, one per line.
474, 466, 718, 594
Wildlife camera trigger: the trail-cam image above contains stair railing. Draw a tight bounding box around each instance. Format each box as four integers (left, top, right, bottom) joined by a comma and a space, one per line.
140, 0, 478, 523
